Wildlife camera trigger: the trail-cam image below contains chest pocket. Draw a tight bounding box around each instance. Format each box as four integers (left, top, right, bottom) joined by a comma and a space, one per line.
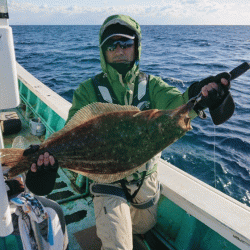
92, 72, 151, 111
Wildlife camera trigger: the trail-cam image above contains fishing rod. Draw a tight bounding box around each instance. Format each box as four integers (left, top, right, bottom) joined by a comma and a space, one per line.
188, 62, 250, 125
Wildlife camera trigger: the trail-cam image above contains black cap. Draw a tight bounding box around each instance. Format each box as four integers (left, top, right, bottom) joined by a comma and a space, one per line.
100, 23, 136, 47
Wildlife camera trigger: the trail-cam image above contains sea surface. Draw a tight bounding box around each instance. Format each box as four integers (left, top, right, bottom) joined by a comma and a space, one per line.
12, 25, 250, 207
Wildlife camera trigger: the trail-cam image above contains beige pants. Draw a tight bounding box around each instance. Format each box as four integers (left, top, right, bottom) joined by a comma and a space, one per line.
93, 171, 159, 250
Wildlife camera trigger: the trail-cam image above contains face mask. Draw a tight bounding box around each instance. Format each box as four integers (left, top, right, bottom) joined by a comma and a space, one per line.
109, 61, 134, 76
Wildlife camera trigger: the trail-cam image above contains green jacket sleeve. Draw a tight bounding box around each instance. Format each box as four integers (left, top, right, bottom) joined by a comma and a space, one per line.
66, 78, 98, 124
149, 75, 197, 119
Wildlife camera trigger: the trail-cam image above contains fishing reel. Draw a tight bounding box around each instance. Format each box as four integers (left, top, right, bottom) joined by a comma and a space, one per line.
189, 62, 250, 125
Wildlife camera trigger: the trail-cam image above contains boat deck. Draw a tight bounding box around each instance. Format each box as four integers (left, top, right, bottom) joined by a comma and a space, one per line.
2, 106, 41, 149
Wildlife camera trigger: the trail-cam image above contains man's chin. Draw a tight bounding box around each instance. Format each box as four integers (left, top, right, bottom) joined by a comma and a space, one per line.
109, 61, 134, 75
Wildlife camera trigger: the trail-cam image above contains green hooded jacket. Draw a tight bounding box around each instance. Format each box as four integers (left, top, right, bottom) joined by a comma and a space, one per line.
67, 14, 197, 123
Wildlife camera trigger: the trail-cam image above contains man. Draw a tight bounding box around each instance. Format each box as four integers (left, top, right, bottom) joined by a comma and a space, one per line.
26, 14, 230, 250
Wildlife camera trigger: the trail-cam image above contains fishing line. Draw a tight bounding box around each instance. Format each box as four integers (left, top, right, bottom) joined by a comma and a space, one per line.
213, 125, 217, 189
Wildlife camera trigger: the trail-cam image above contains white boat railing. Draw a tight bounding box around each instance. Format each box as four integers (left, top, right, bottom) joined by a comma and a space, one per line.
158, 159, 250, 250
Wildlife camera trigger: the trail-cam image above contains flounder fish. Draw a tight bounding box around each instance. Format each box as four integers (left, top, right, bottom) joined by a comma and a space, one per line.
0, 102, 192, 183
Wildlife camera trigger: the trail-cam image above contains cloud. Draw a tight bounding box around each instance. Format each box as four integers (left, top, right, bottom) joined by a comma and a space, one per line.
8, 0, 250, 25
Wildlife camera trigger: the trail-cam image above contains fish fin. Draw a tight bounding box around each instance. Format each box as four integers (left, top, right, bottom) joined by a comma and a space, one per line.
67, 102, 139, 127
0, 148, 24, 168
43, 102, 140, 143
68, 165, 142, 184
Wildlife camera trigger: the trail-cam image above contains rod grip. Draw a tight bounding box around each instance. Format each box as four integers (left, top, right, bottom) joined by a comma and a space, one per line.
230, 62, 250, 81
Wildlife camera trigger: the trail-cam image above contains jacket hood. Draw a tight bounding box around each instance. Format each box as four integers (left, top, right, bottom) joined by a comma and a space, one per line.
99, 14, 142, 77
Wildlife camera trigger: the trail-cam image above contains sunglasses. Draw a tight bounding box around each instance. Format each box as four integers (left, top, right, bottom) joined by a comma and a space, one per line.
104, 39, 135, 52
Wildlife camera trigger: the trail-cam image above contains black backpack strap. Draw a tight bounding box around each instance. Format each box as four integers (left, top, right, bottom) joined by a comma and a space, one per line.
92, 72, 151, 110
92, 73, 120, 104
132, 72, 151, 110
119, 171, 147, 202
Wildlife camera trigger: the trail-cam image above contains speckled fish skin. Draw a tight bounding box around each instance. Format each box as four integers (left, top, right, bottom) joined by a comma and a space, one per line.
2, 102, 192, 183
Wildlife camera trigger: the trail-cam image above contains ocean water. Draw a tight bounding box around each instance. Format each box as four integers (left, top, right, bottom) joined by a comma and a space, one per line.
12, 25, 250, 207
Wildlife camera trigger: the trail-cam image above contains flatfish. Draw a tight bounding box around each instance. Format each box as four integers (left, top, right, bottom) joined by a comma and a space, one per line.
0, 102, 192, 183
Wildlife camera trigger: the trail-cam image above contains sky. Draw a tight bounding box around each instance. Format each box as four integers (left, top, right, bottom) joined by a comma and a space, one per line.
5, 0, 250, 25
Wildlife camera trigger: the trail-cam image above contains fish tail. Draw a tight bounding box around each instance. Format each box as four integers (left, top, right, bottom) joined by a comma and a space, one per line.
0, 148, 25, 167
0, 148, 31, 178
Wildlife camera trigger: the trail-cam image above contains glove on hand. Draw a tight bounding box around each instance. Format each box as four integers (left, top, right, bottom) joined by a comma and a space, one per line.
23, 145, 58, 172
23, 144, 40, 156
24, 145, 59, 195
189, 72, 231, 112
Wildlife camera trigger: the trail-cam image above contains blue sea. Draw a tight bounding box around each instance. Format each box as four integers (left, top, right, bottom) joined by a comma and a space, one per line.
12, 25, 250, 207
